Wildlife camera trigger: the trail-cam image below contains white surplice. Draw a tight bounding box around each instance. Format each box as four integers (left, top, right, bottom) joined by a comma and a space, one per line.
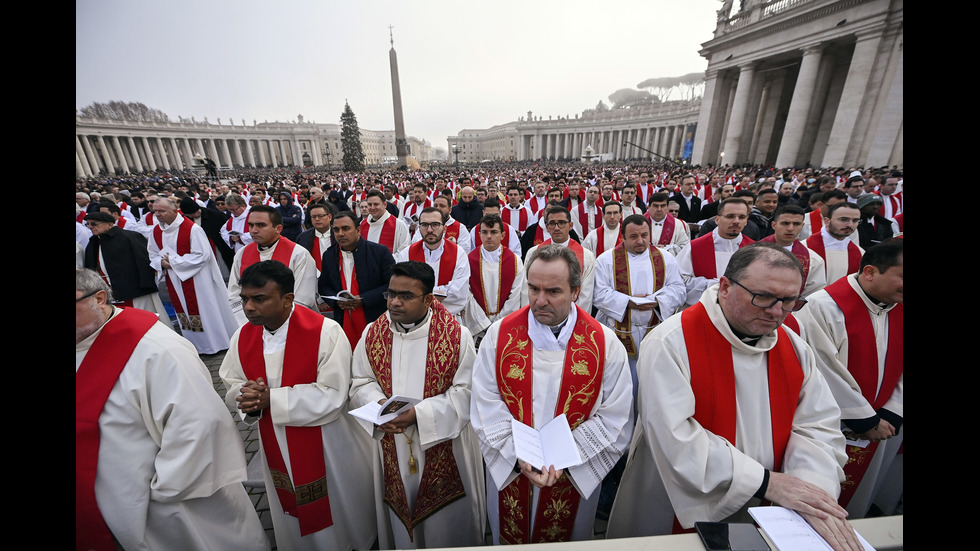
394, 240, 470, 317
147, 214, 239, 354
76, 309, 268, 551
675, 229, 746, 307
461, 245, 526, 337
816, 227, 865, 284
349, 310, 486, 549
471, 307, 634, 543
606, 285, 847, 538
220, 306, 377, 551
364, 211, 411, 254
522, 240, 596, 312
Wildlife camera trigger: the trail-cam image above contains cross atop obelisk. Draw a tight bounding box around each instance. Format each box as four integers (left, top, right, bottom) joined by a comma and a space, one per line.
388, 26, 409, 169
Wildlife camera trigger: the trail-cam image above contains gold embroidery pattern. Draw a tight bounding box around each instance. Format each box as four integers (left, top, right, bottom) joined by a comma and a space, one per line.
499, 481, 529, 544
561, 320, 602, 429
497, 326, 531, 424
270, 468, 294, 492
295, 477, 328, 506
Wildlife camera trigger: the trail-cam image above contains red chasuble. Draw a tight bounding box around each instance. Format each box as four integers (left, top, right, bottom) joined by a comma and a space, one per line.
360, 214, 398, 253
805, 234, 861, 279
239, 237, 298, 275
76, 308, 160, 551
239, 305, 334, 536
364, 302, 466, 540
408, 240, 459, 287
824, 277, 903, 507
690, 233, 755, 279
468, 247, 518, 316
153, 219, 203, 332
611, 243, 666, 355
495, 305, 606, 543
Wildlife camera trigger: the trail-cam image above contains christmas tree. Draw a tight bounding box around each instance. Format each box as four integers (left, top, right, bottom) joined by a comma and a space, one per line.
341, 101, 366, 172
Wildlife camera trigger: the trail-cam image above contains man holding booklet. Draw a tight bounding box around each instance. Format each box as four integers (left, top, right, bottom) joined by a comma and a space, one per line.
470, 243, 634, 544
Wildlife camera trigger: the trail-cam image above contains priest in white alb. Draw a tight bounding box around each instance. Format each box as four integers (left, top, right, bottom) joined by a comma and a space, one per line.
462, 213, 525, 339
522, 205, 596, 313
395, 207, 470, 319
471, 244, 633, 544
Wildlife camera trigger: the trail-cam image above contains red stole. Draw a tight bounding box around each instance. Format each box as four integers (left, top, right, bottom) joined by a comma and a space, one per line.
338, 249, 367, 347
495, 306, 606, 543
116, 217, 127, 229
408, 240, 458, 287
364, 302, 466, 540
310, 233, 328, 271
761, 237, 811, 294
445, 220, 462, 243
153, 219, 203, 332
681, 301, 802, 486
528, 196, 547, 216
533, 224, 545, 246
690, 234, 755, 279
240, 237, 297, 275
225, 210, 249, 231
824, 277, 903, 507
468, 247, 517, 316
805, 234, 861, 279
360, 214, 398, 253
541, 239, 585, 274
77, 211, 87, 224
808, 209, 823, 234
76, 308, 160, 551
404, 199, 430, 219
611, 244, 666, 355
652, 215, 677, 246
503, 206, 529, 232
239, 306, 333, 536
143, 212, 154, 226
576, 203, 601, 235
595, 226, 623, 256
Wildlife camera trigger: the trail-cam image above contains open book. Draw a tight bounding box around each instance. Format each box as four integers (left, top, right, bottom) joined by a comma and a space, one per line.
748, 506, 875, 551
511, 413, 581, 472
322, 290, 356, 302
349, 395, 421, 425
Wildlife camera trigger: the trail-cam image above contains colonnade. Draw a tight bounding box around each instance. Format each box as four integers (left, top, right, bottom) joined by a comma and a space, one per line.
517, 122, 694, 162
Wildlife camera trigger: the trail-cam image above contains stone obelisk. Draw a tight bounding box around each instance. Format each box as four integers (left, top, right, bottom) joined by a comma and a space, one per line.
388, 26, 409, 169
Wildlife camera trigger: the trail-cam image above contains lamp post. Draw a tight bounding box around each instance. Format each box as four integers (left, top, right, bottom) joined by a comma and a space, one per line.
451, 143, 460, 168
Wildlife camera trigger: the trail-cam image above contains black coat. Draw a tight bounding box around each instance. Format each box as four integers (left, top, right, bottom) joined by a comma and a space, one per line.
670, 193, 702, 224
84, 226, 159, 302
197, 208, 235, 269
318, 238, 395, 328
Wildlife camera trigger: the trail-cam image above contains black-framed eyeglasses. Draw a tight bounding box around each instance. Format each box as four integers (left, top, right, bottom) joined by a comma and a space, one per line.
76, 289, 102, 303
546, 219, 569, 229
383, 291, 424, 302
731, 279, 807, 312
418, 222, 443, 229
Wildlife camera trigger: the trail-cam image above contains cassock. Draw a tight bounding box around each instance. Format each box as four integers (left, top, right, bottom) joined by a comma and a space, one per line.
84, 225, 169, 321
220, 305, 377, 550
227, 238, 318, 325
806, 228, 865, 284
649, 216, 691, 256
395, 240, 471, 318
461, 245, 525, 337
470, 305, 634, 543
676, 229, 752, 307
76, 307, 268, 551
522, 240, 596, 312
795, 275, 903, 518
148, 213, 239, 354
349, 306, 486, 549
593, 244, 686, 396
361, 210, 411, 254
605, 285, 847, 537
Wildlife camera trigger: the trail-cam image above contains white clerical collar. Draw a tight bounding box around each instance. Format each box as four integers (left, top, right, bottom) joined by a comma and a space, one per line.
711, 228, 743, 250
262, 304, 296, 353
424, 240, 445, 261
393, 308, 431, 334
481, 245, 502, 262
527, 305, 579, 352
315, 229, 330, 239
820, 227, 851, 250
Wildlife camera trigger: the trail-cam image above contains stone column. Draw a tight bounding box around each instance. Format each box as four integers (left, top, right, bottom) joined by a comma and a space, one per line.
534, 134, 543, 160
776, 45, 824, 167
76, 135, 94, 177
96, 135, 115, 174
77, 152, 88, 178
219, 139, 232, 167
155, 138, 171, 170
126, 137, 144, 172
722, 62, 758, 165
821, 31, 884, 167
81, 135, 100, 175
293, 138, 303, 166
245, 139, 256, 167
182, 139, 194, 168
169, 138, 184, 170
232, 139, 244, 167
208, 140, 221, 167
257, 140, 268, 166
143, 138, 158, 171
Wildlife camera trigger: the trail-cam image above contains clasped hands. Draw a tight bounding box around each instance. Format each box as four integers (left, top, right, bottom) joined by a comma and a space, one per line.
236, 377, 270, 414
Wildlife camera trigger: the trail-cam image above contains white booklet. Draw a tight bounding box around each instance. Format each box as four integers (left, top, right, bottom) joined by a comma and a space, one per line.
748, 506, 875, 551
511, 413, 581, 471
349, 395, 421, 425
322, 290, 356, 302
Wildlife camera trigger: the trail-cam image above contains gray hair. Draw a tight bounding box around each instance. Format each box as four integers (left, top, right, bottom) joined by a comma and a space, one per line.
526, 243, 582, 290
724, 242, 804, 283
76, 267, 114, 303
225, 194, 247, 208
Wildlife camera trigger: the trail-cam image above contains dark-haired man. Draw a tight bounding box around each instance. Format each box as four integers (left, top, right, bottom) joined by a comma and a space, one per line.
761, 205, 827, 297
676, 198, 756, 307
796, 239, 903, 519
463, 213, 525, 338
805, 202, 864, 284
523, 205, 595, 312
360, 189, 411, 254
396, 207, 470, 319
350, 261, 485, 549
227, 205, 317, 325
220, 260, 376, 549
607, 244, 857, 551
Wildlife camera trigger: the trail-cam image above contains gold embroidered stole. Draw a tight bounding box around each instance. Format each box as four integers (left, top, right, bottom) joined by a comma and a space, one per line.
612, 244, 666, 356
364, 301, 466, 540
494, 305, 606, 543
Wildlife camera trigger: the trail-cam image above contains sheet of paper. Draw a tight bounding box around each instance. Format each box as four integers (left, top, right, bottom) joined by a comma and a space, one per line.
348, 395, 420, 425
511, 414, 581, 471
749, 506, 875, 551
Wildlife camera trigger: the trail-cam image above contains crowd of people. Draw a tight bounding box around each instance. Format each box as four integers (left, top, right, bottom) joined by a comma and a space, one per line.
76, 160, 903, 551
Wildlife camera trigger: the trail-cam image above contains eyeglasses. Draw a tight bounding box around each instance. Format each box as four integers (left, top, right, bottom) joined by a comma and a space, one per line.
731, 279, 807, 312
310, 214, 330, 220
418, 222, 443, 229
383, 291, 424, 302
76, 289, 101, 303
546, 220, 569, 229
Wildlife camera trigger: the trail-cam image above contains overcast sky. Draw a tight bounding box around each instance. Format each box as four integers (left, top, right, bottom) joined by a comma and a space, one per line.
77, 0, 718, 150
